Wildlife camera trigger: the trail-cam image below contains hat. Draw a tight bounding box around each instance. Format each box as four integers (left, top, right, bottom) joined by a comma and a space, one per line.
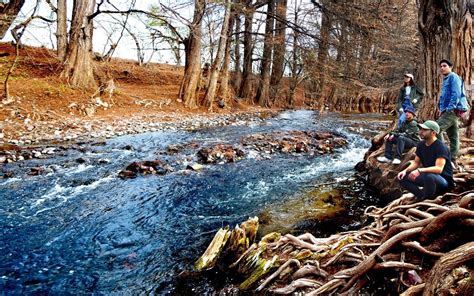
404, 106, 416, 115
418, 120, 440, 134
404, 73, 414, 80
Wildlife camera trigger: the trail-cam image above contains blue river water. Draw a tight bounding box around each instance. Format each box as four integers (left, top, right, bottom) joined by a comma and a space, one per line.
0, 110, 390, 294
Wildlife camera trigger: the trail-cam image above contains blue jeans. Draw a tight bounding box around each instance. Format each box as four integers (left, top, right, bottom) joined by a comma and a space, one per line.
398, 111, 406, 127
384, 135, 417, 159
399, 173, 449, 200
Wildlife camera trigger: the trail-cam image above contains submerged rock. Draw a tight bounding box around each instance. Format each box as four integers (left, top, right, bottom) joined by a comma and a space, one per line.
166, 144, 184, 155
187, 163, 204, 171
28, 167, 45, 176
2, 171, 14, 178
197, 144, 245, 164
118, 160, 173, 179
241, 130, 347, 156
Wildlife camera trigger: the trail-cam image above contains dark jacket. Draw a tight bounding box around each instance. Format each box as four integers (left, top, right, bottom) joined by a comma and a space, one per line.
391, 119, 420, 142
397, 85, 424, 110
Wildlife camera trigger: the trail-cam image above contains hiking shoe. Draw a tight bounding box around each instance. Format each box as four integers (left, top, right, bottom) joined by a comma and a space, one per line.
377, 156, 391, 163
392, 158, 401, 165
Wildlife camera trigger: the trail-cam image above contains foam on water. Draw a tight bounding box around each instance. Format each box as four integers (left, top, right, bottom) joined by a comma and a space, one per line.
0, 177, 21, 186
29, 174, 116, 215
64, 164, 94, 176
240, 180, 270, 200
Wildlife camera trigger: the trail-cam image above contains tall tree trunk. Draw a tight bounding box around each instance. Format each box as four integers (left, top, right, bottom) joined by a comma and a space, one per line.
256, 0, 275, 107
218, 5, 237, 104
233, 2, 242, 91
0, 0, 25, 39
57, 0, 67, 61
287, 0, 300, 107
269, 0, 287, 105
179, 0, 205, 109
204, 0, 231, 111
315, 1, 332, 109
417, 0, 472, 121
60, 0, 96, 89
334, 20, 347, 111
239, 1, 255, 102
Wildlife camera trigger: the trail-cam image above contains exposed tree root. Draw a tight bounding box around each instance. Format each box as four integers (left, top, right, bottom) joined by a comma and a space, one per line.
196, 190, 474, 294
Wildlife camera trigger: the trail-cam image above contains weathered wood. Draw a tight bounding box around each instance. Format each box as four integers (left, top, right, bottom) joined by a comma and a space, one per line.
420, 208, 474, 243
422, 242, 474, 296
400, 283, 425, 296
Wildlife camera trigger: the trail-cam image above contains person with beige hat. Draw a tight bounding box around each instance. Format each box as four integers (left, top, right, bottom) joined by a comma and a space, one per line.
396, 73, 424, 127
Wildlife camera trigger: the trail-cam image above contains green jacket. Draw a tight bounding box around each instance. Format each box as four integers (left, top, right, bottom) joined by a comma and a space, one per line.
397, 85, 424, 110
391, 119, 420, 142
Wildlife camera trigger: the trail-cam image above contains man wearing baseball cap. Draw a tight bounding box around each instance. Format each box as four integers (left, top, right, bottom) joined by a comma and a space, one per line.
397, 120, 454, 200
377, 106, 419, 165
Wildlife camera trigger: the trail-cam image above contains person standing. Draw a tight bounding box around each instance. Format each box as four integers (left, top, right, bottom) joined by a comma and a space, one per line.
396, 73, 424, 127
397, 120, 454, 200
436, 59, 469, 161
377, 106, 419, 165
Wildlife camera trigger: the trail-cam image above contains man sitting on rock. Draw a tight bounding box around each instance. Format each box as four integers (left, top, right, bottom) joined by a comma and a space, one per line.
397, 120, 454, 200
377, 106, 419, 165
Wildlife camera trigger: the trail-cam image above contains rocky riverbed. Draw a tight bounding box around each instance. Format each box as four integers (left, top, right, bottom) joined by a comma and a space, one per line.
0, 111, 278, 167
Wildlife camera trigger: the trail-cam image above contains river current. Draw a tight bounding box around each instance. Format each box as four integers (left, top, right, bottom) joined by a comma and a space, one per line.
0, 110, 390, 294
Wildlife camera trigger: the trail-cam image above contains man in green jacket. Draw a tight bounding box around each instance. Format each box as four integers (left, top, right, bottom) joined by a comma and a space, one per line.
378, 106, 420, 165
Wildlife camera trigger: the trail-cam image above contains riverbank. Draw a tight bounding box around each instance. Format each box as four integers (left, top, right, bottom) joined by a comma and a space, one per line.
0, 109, 280, 165
1, 109, 279, 145
0, 42, 288, 147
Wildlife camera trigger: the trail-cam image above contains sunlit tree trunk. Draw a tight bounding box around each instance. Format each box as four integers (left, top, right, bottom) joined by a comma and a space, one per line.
417, 0, 472, 122
179, 0, 205, 109
315, 0, 332, 109
218, 4, 237, 104
269, 0, 287, 105
204, 0, 231, 110
256, 0, 275, 107
60, 0, 96, 89
233, 1, 242, 91
288, 0, 301, 107
239, 0, 255, 102
57, 0, 67, 61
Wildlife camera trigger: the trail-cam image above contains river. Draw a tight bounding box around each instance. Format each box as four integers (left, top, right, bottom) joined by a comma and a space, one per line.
0, 110, 390, 294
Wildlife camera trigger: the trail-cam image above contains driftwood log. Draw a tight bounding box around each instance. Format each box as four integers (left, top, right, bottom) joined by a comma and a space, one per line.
196, 190, 474, 295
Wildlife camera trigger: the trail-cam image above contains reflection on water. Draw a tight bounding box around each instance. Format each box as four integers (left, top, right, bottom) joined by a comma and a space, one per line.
0, 110, 389, 294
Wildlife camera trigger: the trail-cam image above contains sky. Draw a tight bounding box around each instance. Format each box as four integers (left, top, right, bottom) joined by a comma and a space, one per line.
3, 0, 191, 64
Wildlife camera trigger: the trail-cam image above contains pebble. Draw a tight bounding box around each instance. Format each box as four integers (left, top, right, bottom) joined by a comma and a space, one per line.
0, 111, 278, 165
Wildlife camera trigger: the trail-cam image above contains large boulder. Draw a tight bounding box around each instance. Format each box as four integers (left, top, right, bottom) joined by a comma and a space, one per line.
355, 129, 412, 200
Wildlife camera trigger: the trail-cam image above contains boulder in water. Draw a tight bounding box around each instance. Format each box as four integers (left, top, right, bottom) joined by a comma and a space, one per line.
28, 167, 45, 176
241, 131, 347, 156
197, 144, 245, 164
119, 160, 173, 179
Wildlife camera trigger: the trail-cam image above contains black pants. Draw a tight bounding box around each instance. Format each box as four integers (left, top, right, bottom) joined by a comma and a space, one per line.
384, 136, 417, 159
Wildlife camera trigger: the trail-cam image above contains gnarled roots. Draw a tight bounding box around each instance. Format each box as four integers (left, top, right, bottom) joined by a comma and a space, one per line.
196, 190, 474, 294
